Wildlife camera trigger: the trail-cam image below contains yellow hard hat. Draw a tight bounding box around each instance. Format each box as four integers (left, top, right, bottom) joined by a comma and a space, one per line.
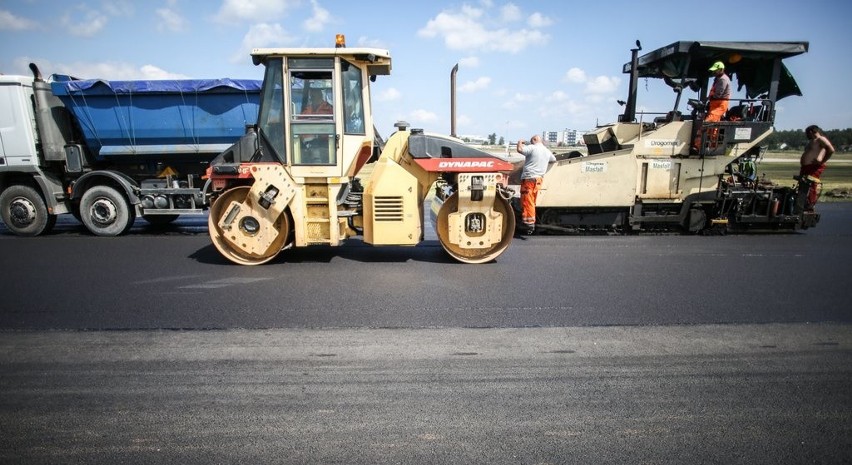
709, 61, 725, 71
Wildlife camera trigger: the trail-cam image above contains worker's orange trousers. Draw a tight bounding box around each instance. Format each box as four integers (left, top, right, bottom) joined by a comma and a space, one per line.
520, 178, 543, 226
693, 100, 729, 151
706, 100, 728, 122
800, 162, 826, 209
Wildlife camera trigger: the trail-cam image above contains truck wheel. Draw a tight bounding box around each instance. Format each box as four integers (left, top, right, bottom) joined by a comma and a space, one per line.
0, 185, 55, 236
79, 185, 136, 236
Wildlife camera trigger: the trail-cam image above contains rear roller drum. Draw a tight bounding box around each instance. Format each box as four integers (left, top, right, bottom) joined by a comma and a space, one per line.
434, 192, 515, 264
208, 186, 290, 265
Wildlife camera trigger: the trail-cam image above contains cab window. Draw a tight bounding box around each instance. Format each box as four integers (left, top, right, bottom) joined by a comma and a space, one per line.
289, 58, 335, 165
256, 57, 285, 162
341, 60, 365, 135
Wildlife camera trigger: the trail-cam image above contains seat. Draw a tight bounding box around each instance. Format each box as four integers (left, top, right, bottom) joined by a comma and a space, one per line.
725, 105, 746, 121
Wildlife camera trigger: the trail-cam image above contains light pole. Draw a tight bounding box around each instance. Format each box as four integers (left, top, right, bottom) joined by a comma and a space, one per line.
505, 120, 510, 154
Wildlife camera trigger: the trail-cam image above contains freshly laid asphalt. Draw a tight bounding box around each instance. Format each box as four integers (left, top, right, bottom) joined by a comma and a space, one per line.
1, 203, 850, 463
1, 324, 850, 464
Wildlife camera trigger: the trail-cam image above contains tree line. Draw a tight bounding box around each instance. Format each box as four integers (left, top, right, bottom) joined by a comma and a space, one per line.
465, 128, 851, 152
765, 128, 852, 152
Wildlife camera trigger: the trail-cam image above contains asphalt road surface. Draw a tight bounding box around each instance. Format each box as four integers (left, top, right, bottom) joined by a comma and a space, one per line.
1, 203, 850, 463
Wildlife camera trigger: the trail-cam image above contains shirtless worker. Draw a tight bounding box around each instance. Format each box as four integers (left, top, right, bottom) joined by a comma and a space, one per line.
800, 125, 835, 210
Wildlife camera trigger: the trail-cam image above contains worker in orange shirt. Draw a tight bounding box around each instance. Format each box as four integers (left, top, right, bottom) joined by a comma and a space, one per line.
300, 88, 333, 163
692, 61, 731, 152
302, 88, 332, 115
705, 61, 731, 122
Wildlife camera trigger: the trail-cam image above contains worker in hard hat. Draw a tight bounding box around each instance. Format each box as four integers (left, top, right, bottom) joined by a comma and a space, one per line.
692, 61, 731, 152
705, 61, 731, 122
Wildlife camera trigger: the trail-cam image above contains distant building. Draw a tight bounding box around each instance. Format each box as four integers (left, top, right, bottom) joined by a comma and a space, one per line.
544, 131, 559, 145
459, 134, 488, 145
539, 128, 580, 146
562, 129, 578, 146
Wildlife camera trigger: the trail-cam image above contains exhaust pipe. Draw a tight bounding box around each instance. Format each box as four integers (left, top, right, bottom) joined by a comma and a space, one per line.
450, 63, 458, 138
29, 63, 44, 82
620, 40, 641, 123
28, 63, 73, 161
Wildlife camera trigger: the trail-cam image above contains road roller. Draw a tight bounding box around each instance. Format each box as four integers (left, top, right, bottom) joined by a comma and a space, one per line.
205, 36, 515, 265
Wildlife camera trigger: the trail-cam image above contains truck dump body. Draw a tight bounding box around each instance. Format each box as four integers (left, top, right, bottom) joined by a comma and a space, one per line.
50, 77, 261, 159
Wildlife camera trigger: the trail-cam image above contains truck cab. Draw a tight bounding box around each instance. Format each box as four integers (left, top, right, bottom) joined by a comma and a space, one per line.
0, 76, 39, 168
0, 73, 70, 235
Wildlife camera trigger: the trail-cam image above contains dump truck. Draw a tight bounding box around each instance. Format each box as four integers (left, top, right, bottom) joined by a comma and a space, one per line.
0, 64, 260, 236
205, 36, 516, 265
513, 40, 816, 234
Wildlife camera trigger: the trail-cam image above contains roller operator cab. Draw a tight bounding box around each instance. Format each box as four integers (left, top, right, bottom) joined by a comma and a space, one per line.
521, 40, 815, 235
206, 39, 515, 265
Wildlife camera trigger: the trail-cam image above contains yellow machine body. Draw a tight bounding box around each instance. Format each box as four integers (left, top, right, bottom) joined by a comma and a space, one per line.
206, 45, 514, 265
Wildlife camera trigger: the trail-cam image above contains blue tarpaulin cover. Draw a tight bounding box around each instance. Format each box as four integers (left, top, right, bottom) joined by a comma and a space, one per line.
52, 77, 262, 95
49, 75, 262, 158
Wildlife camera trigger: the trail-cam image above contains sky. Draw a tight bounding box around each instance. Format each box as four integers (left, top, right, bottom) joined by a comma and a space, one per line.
2, 0, 851, 142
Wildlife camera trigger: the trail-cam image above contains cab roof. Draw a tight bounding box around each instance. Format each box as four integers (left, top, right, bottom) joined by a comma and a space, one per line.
250, 47, 392, 76
624, 41, 809, 100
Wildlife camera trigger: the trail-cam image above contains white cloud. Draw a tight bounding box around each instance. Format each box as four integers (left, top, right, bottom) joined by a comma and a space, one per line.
418, 4, 551, 54
377, 87, 401, 102
355, 36, 387, 48
564, 67, 586, 83
584, 93, 616, 105
215, 0, 292, 23
586, 75, 620, 94
138, 64, 189, 80
0, 9, 38, 31
527, 12, 552, 28
410, 109, 438, 123
303, 0, 331, 33
459, 76, 491, 93
102, 1, 134, 17
500, 4, 522, 23
458, 56, 480, 68
61, 7, 109, 37
232, 23, 296, 63
14, 57, 189, 80
156, 5, 187, 32
564, 67, 621, 94
460, 4, 485, 19
550, 90, 569, 101
502, 91, 538, 109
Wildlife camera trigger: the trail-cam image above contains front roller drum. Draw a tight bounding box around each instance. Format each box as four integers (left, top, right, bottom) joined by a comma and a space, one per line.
208, 186, 290, 265
434, 192, 514, 264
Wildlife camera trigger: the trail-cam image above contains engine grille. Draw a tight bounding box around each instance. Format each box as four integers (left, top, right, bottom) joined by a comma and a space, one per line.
373, 196, 404, 221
